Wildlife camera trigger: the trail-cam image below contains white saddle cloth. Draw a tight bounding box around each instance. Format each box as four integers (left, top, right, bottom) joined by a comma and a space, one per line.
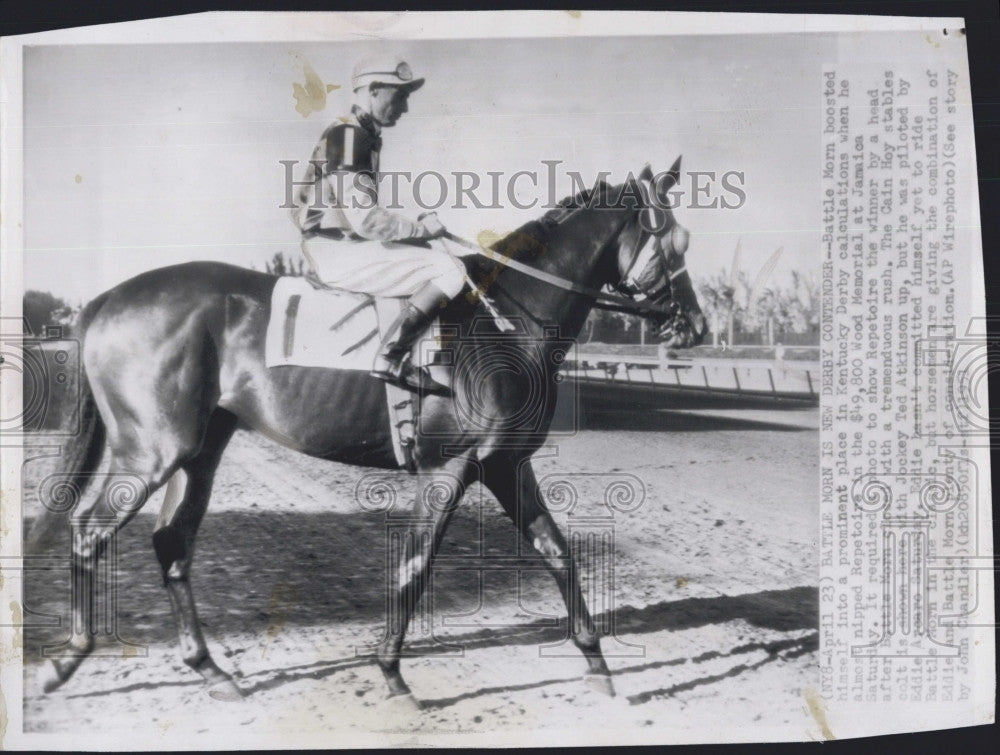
265, 276, 442, 469
265, 276, 420, 371
264, 276, 454, 371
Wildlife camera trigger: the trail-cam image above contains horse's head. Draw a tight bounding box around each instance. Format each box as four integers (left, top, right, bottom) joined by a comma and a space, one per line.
609, 158, 707, 348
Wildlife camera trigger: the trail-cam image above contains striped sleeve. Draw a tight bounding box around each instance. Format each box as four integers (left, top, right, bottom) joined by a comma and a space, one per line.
323, 124, 373, 173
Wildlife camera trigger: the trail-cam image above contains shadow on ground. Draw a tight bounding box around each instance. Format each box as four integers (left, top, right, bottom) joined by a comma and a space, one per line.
24, 498, 816, 675
242, 584, 817, 703
51, 582, 817, 702
580, 409, 814, 432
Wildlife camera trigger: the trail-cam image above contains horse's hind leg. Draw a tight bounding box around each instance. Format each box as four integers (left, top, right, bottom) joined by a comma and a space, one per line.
482, 453, 614, 696
152, 409, 240, 700
42, 456, 173, 692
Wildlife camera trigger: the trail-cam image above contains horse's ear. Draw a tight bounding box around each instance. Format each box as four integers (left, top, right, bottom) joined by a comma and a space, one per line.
667, 155, 682, 181
654, 155, 682, 202
639, 164, 654, 183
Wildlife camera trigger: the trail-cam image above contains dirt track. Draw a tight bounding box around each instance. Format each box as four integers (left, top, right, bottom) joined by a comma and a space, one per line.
21, 405, 822, 745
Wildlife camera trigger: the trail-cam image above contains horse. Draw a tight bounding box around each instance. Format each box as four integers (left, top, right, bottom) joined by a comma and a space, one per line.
28, 160, 706, 706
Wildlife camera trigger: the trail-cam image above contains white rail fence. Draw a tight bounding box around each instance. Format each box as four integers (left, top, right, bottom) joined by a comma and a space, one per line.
563, 346, 818, 400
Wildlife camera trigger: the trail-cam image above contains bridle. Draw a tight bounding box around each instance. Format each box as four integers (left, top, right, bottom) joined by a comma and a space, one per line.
614, 209, 688, 306
450, 212, 682, 320
449, 176, 692, 321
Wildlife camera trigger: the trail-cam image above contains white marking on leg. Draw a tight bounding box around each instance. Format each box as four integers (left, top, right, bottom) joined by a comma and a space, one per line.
156, 470, 190, 530
398, 553, 426, 588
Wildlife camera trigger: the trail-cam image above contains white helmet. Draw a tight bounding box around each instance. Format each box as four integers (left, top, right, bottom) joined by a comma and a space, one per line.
351, 55, 425, 92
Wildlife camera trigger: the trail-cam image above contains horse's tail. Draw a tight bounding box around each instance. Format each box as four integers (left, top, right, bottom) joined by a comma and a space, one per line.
25, 293, 110, 554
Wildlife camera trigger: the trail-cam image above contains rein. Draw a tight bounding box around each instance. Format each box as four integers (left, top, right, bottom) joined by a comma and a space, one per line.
443, 232, 678, 319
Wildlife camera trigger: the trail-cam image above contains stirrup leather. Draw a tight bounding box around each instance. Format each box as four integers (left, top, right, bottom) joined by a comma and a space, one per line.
371, 354, 451, 397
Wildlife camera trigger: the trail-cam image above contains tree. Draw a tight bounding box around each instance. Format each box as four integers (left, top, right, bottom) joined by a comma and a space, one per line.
788, 270, 820, 333
263, 252, 308, 277
697, 270, 736, 346
754, 287, 781, 345
23, 291, 74, 335
694, 266, 819, 345
582, 308, 629, 343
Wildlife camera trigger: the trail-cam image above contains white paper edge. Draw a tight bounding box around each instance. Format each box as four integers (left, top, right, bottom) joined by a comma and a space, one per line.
0, 9, 986, 750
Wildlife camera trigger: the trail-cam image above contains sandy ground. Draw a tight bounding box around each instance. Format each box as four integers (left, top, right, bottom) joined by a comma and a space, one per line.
20, 405, 822, 746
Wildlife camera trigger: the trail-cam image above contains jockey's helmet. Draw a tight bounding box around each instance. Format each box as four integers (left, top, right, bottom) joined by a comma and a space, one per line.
352, 56, 425, 92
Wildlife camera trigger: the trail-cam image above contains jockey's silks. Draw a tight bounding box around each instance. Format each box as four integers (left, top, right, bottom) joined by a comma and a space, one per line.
290, 106, 426, 242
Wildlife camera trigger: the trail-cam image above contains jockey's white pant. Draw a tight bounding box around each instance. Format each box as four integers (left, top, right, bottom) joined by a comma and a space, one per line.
301, 237, 466, 299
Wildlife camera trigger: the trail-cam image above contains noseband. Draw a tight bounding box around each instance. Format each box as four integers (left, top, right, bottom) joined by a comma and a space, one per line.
615, 210, 687, 305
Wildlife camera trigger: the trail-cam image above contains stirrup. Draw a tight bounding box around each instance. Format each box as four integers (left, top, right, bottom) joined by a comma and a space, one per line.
371, 356, 451, 397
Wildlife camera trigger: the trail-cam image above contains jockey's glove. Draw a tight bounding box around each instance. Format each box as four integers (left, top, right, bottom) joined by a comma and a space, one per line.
417, 211, 448, 239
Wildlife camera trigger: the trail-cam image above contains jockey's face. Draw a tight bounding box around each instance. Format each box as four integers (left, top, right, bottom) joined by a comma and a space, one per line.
368, 84, 410, 127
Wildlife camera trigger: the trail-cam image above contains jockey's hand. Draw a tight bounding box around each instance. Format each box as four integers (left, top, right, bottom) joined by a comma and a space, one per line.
417, 212, 447, 239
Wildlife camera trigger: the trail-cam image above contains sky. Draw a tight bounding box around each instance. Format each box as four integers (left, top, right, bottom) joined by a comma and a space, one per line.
23, 33, 835, 303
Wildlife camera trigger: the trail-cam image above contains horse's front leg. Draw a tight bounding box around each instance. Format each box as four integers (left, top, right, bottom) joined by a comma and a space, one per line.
482, 453, 614, 695
376, 455, 477, 703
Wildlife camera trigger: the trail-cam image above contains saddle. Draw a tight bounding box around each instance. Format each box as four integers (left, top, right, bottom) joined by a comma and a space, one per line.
264, 276, 448, 470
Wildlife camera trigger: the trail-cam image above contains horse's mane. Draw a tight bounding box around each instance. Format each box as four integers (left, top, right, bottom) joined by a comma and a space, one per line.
490, 181, 612, 259
538, 181, 612, 228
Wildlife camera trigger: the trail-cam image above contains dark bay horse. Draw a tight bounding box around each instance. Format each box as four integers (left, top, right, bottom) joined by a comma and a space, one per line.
29, 161, 706, 705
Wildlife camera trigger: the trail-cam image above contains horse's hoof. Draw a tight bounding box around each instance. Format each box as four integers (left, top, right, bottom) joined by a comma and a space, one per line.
584, 673, 616, 697
206, 678, 245, 702
382, 692, 422, 715
41, 661, 69, 694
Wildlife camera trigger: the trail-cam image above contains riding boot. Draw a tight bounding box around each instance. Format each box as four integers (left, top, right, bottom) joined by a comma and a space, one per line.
371, 284, 453, 396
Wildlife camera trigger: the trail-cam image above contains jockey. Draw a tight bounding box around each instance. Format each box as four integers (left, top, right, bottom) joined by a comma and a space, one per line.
291, 55, 466, 394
